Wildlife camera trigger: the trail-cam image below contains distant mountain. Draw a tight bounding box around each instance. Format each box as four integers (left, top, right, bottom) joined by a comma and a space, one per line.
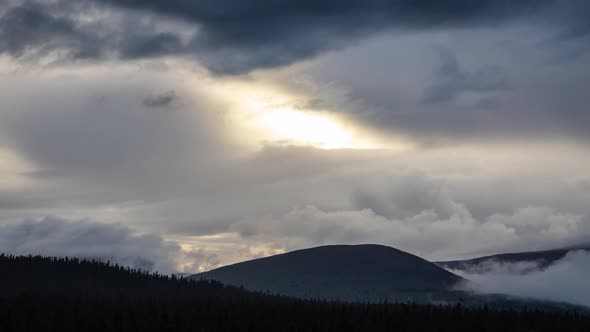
436, 247, 590, 274
193, 244, 464, 302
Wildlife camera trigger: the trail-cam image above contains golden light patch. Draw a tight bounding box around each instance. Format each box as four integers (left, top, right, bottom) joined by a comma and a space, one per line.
200, 79, 404, 151
259, 108, 356, 149
0, 148, 36, 189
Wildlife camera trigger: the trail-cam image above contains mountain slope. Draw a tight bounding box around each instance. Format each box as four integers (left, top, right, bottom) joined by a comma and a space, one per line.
193, 244, 464, 302
437, 247, 590, 274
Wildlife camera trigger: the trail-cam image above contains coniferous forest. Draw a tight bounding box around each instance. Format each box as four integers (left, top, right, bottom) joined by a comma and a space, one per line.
1, 254, 590, 332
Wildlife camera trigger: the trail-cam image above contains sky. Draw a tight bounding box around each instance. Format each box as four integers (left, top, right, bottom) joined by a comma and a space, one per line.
1, 0, 590, 273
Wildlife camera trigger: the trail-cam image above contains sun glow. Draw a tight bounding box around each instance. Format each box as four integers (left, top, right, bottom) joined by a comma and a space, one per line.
260, 108, 357, 149
205, 80, 401, 150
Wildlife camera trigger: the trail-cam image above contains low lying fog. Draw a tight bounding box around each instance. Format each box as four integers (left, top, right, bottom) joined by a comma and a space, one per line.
451, 251, 590, 307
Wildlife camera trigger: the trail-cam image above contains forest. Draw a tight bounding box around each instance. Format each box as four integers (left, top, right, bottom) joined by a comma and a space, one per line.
1, 254, 589, 332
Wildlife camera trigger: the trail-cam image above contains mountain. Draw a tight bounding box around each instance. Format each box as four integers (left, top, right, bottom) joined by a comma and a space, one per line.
436, 247, 590, 274
193, 244, 464, 302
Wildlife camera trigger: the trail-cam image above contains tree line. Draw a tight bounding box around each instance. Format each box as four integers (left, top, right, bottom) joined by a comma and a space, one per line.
1, 254, 589, 332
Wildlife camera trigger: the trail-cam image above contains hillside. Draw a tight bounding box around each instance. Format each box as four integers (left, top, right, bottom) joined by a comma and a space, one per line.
437, 247, 590, 274
194, 244, 464, 302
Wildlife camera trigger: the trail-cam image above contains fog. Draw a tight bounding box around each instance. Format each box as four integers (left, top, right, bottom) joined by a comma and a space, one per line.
453, 251, 590, 307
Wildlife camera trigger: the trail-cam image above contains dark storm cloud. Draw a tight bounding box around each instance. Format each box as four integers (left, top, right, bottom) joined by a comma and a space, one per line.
0, 2, 104, 59
0, 1, 187, 62
1, 0, 589, 74
81, 0, 590, 74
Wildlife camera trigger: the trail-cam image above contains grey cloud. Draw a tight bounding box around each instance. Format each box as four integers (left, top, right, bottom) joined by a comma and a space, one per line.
454, 251, 590, 307
352, 171, 457, 220
0, 190, 63, 211
2, 69, 589, 254
231, 177, 590, 260
0, 2, 103, 59
290, 28, 590, 145
1, 57, 590, 268
2, 71, 589, 252
0, 65, 242, 222
1, 0, 589, 74
422, 47, 508, 104
553, 0, 590, 40
574, 179, 590, 192
472, 97, 502, 110
2, 103, 175, 173
450, 259, 546, 275
120, 33, 184, 59
0, 1, 190, 63
0, 72, 213, 176
98, 0, 577, 72
0, 216, 181, 272
143, 90, 177, 109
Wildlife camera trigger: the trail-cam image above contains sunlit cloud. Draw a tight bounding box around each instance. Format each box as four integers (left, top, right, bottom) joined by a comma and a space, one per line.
205, 79, 407, 151
0, 147, 36, 190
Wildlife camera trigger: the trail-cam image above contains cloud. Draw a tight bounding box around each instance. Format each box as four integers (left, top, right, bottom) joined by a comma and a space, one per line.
422, 47, 508, 104
1, 53, 590, 269
453, 251, 590, 307
0, 2, 101, 59
451, 260, 546, 276
143, 90, 178, 109
1, 0, 589, 74
0, 216, 181, 272
230, 177, 589, 259
283, 28, 590, 145
0, 63, 232, 190
99, 0, 590, 74
0, 1, 190, 63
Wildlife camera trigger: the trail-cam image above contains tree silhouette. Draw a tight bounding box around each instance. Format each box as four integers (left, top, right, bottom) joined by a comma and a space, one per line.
1, 254, 589, 332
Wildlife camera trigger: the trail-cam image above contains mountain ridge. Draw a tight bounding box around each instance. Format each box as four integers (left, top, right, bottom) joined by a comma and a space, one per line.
436, 247, 590, 274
